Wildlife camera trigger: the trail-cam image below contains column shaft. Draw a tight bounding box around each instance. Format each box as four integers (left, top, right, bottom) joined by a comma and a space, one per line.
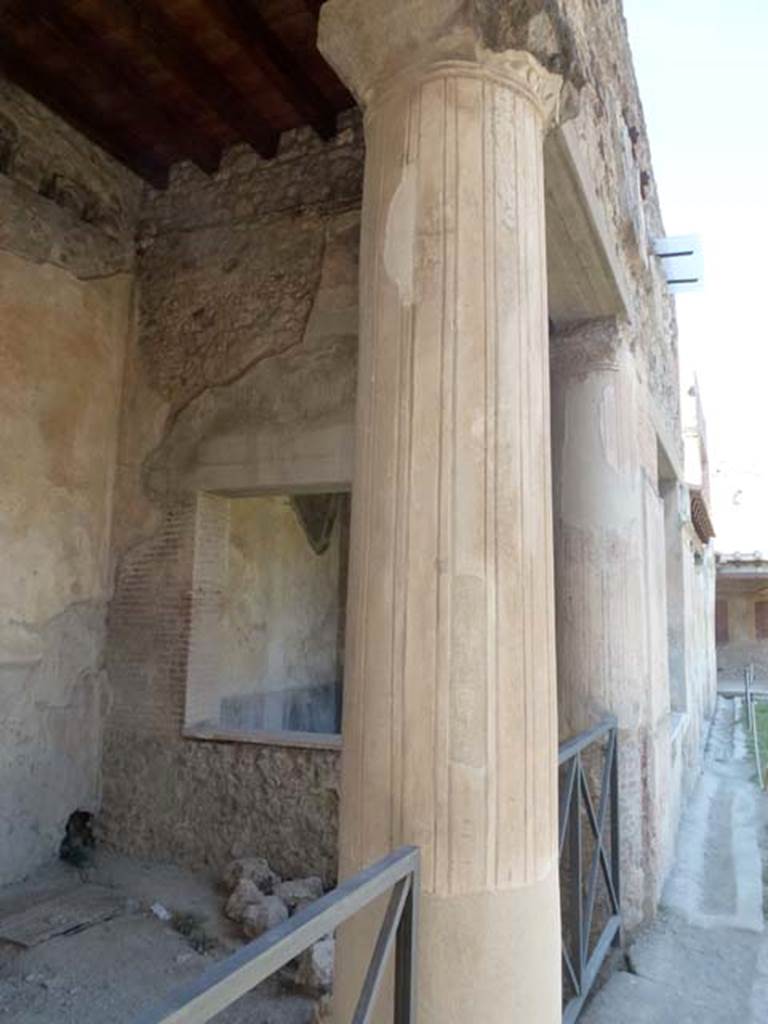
337, 57, 561, 1022
550, 323, 671, 925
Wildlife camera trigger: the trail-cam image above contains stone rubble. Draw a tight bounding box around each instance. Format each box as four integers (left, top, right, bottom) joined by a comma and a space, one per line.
275, 876, 324, 913
222, 857, 334, 996
295, 935, 334, 996
222, 856, 279, 894
224, 879, 267, 922
241, 894, 289, 939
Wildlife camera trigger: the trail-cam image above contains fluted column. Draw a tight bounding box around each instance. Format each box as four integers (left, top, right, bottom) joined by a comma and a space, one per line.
550, 320, 671, 925
319, 6, 562, 1020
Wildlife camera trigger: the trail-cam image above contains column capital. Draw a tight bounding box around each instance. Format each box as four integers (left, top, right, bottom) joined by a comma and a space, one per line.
318, 0, 560, 121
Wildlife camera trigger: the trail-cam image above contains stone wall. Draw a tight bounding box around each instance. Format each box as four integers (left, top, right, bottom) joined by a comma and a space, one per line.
0, 80, 140, 884
100, 113, 363, 885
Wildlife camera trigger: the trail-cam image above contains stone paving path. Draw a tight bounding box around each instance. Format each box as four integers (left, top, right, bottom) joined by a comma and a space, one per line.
582, 695, 768, 1024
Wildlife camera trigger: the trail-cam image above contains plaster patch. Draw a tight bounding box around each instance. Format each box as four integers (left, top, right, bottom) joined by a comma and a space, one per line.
383, 162, 417, 307
560, 374, 638, 533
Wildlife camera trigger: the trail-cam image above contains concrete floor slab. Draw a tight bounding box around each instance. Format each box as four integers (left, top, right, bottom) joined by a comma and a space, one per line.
582, 970, 735, 1024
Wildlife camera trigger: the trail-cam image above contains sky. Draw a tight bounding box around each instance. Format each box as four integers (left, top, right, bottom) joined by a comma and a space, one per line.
624, 0, 768, 552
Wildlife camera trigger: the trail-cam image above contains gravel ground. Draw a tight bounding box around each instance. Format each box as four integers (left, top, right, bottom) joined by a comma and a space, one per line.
0, 853, 318, 1023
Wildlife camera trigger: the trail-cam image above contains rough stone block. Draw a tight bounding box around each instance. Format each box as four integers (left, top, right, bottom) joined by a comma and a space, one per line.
295, 936, 334, 995
276, 877, 323, 913
224, 880, 263, 923
222, 857, 279, 895
240, 894, 289, 939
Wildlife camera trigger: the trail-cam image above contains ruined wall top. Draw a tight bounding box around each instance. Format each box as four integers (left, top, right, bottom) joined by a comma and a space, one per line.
0, 78, 142, 277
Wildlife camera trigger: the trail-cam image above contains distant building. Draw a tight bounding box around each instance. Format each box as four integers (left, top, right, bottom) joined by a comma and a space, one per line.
716, 553, 768, 682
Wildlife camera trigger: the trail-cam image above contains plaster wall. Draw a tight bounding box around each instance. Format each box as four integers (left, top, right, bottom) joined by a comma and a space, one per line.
100, 114, 363, 884
666, 538, 717, 870
184, 494, 343, 734
663, 482, 688, 712
0, 81, 139, 883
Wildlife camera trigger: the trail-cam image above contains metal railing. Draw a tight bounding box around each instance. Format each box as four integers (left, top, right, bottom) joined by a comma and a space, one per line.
745, 662, 756, 729
745, 663, 766, 789
559, 717, 621, 1024
134, 845, 420, 1024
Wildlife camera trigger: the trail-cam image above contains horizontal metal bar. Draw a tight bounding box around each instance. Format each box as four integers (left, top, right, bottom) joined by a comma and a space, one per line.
134, 846, 420, 1024
561, 915, 621, 1024
559, 717, 617, 764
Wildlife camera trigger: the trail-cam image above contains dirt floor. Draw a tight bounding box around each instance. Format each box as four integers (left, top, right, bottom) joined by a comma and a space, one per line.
582, 695, 768, 1024
0, 852, 319, 1023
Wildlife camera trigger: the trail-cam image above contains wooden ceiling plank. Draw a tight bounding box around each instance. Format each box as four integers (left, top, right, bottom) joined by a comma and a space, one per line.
204, 0, 337, 139
124, 0, 280, 160
61, 0, 233, 149
28, 0, 223, 175
0, 41, 169, 188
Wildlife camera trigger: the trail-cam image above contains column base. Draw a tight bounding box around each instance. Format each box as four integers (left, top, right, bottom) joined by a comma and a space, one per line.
333, 869, 561, 1023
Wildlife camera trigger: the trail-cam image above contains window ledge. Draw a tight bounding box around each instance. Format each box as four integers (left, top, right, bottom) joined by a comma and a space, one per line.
182, 725, 342, 751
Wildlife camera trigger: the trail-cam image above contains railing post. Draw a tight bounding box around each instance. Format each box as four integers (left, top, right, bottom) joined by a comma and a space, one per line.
610, 728, 621, 947
572, 752, 584, 989
559, 717, 621, 1024
394, 861, 419, 1024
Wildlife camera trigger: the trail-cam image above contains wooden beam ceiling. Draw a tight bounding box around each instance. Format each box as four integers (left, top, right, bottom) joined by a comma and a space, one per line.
0, 0, 353, 187
29, 0, 224, 174
201, 0, 337, 139
128, 0, 280, 158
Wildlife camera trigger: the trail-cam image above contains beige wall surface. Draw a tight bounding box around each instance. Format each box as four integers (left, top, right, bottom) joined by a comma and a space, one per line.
0, 81, 138, 884
185, 494, 343, 734
666, 538, 717, 872
0, 256, 132, 883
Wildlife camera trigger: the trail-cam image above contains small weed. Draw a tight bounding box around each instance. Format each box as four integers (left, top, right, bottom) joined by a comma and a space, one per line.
170, 911, 217, 955
750, 700, 768, 787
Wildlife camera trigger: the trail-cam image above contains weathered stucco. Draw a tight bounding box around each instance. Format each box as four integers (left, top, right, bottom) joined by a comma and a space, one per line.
0, 80, 140, 883
184, 493, 344, 734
